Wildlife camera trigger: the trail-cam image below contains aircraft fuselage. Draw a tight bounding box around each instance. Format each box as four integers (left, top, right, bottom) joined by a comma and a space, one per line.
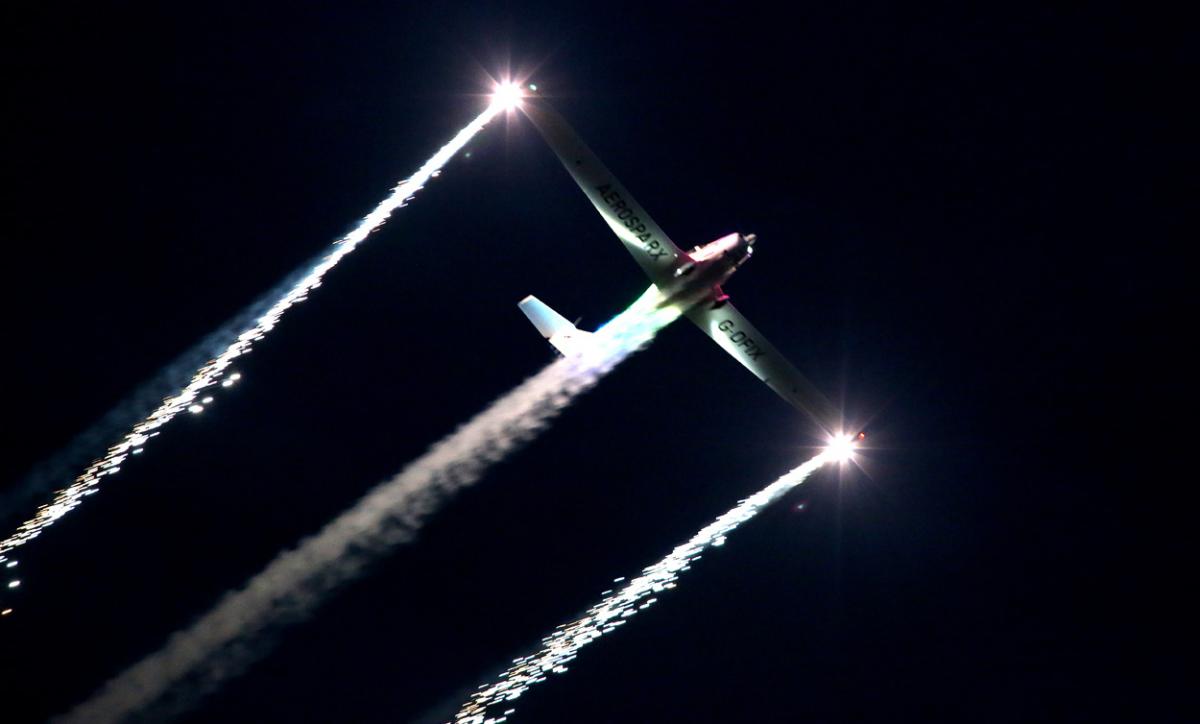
655, 232, 756, 309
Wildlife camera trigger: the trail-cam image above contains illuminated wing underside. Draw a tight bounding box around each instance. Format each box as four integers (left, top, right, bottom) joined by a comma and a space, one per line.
522, 100, 686, 286
524, 94, 838, 430
686, 302, 839, 429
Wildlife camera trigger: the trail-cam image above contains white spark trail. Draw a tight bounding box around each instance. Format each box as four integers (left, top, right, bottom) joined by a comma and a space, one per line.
453, 452, 834, 724
56, 287, 681, 724
1, 101, 504, 561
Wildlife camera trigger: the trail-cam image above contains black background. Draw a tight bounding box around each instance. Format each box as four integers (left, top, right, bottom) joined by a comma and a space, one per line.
1, 2, 1185, 722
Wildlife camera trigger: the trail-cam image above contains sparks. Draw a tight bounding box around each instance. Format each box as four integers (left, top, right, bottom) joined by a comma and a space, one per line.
453, 453, 833, 723
1, 101, 506, 565
57, 288, 682, 724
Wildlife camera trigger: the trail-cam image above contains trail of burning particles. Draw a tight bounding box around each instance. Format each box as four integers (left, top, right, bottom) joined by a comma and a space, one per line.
453, 451, 835, 724
56, 287, 681, 724
0, 101, 505, 566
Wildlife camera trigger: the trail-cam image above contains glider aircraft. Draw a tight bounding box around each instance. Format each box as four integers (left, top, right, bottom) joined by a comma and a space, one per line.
502, 84, 844, 435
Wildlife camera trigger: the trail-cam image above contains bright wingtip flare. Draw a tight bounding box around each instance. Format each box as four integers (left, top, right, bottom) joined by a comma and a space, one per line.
824, 431, 865, 463
491, 81, 525, 111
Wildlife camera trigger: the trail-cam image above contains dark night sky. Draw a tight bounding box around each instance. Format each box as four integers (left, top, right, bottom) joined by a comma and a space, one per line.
1, 2, 1185, 722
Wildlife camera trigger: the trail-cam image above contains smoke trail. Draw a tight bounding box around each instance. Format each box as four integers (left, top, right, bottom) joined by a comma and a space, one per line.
453, 451, 834, 724
56, 287, 681, 724
1, 101, 505, 564
0, 259, 313, 522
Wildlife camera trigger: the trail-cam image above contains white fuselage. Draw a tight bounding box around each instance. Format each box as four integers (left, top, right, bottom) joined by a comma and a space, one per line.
656, 232, 755, 308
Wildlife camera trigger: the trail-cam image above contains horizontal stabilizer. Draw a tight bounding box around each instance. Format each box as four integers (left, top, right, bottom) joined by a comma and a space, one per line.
519, 295, 593, 356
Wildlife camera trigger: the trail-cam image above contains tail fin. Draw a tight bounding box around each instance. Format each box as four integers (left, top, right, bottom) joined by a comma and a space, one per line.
518, 295, 593, 356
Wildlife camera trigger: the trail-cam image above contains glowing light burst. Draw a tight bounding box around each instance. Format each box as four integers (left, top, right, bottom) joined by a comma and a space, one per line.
453, 451, 835, 724
1, 101, 507, 562
57, 290, 681, 724
824, 432, 862, 463
491, 81, 524, 111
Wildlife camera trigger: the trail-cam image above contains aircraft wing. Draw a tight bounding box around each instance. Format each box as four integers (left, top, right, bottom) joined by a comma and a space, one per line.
686, 300, 840, 430
522, 99, 687, 286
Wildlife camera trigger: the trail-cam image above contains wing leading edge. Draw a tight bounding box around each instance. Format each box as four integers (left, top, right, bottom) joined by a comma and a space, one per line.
521, 99, 686, 285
